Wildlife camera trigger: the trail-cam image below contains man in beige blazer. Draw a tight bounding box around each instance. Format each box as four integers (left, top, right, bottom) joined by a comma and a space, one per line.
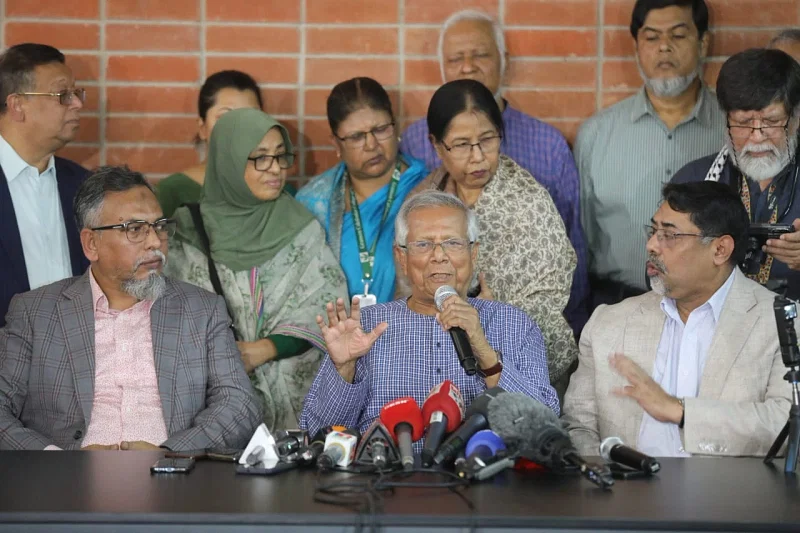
563, 181, 792, 457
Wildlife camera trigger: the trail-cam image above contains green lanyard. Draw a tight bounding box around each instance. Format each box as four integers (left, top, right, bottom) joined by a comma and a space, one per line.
349, 163, 402, 288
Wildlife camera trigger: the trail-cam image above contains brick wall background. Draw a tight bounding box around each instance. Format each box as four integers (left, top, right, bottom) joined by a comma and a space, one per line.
3, 0, 796, 183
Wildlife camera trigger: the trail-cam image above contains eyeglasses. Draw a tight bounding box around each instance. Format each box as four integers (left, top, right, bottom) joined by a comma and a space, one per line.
14, 88, 86, 106
441, 135, 502, 160
247, 153, 295, 171
91, 218, 177, 243
727, 118, 789, 140
335, 122, 395, 149
399, 239, 473, 256
644, 225, 710, 244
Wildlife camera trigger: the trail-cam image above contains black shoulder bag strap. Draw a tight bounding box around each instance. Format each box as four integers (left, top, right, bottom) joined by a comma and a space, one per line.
184, 203, 239, 339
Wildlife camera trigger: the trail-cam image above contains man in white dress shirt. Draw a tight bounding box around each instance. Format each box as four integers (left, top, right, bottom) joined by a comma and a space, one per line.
562, 181, 791, 457
0, 43, 89, 327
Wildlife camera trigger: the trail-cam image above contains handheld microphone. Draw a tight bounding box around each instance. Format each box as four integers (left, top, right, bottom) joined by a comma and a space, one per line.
421, 380, 466, 467
354, 419, 401, 469
318, 431, 359, 470
380, 397, 425, 471
434, 285, 478, 376
453, 449, 469, 478
464, 429, 506, 475
433, 387, 505, 465
488, 392, 614, 490
600, 437, 660, 475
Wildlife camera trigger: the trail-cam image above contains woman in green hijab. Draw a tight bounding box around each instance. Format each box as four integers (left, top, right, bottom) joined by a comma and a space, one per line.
166, 108, 348, 431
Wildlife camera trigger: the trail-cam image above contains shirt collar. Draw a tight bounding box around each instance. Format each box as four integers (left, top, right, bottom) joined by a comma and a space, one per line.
630, 84, 713, 127
660, 268, 737, 324
0, 133, 56, 183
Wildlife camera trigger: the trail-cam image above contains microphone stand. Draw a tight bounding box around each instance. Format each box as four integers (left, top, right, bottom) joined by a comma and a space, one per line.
765, 288, 800, 474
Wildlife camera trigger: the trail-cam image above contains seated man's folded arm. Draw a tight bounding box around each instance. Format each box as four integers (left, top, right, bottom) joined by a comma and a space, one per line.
0, 295, 54, 450
560, 310, 602, 456
162, 295, 263, 451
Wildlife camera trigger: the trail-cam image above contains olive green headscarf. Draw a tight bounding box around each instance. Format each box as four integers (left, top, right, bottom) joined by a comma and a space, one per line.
174, 108, 313, 271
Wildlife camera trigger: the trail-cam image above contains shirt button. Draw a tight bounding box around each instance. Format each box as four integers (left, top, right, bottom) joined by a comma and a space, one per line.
666, 169, 672, 175
436, 367, 442, 374
436, 342, 441, 347
667, 134, 673, 140
73, 430, 83, 440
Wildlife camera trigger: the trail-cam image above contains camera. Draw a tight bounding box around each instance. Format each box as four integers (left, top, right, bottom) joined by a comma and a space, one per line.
740, 223, 795, 276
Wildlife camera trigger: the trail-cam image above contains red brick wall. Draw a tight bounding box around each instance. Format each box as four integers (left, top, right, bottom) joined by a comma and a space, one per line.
3, 0, 796, 182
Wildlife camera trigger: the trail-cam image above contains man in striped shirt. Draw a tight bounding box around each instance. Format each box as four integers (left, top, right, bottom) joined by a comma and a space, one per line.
576, 0, 725, 310
299, 191, 558, 448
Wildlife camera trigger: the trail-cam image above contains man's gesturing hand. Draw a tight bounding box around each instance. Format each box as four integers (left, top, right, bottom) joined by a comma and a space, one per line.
317, 296, 388, 383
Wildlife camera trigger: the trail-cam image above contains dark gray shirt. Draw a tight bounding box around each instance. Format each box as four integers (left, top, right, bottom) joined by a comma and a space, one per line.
576, 85, 726, 290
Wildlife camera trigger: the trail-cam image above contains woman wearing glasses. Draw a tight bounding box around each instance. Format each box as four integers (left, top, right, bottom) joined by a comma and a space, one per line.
411, 79, 578, 397
166, 108, 348, 430
155, 70, 296, 218
296, 77, 428, 305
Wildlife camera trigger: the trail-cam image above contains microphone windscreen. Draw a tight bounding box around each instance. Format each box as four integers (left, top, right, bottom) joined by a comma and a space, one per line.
380, 397, 425, 442
434, 285, 458, 311
422, 380, 465, 432
465, 429, 506, 458
486, 392, 559, 452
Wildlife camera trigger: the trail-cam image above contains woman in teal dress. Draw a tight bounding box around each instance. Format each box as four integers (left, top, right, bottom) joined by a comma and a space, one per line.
295, 77, 427, 304
166, 108, 348, 431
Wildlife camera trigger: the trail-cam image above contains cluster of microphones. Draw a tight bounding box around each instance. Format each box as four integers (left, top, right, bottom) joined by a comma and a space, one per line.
239, 381, 661, 490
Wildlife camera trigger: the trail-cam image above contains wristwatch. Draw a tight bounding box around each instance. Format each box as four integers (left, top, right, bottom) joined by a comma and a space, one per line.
678, 397, 686, 429
478, 351, 504, 378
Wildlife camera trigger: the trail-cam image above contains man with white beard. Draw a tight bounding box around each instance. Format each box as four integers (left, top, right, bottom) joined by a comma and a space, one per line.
576, 0, 725, 310
0, 166, 261, 451
672, 48, 800, 300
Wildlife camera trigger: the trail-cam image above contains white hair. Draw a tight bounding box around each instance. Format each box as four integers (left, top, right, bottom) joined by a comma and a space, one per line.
394, 190, 480, 246
437, 9, 507, 87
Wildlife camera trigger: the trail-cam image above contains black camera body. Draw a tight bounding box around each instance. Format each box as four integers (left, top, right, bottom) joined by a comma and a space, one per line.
741, 223, 795, 276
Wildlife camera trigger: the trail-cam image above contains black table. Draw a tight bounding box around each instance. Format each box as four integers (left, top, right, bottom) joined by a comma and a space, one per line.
0, 451, 798, 532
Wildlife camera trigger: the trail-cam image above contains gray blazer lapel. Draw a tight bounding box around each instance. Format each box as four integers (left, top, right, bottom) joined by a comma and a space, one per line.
620, 298, 666, 443
700, 271, 758, 399
152, 280, 182, 432
58, 273, 96, 425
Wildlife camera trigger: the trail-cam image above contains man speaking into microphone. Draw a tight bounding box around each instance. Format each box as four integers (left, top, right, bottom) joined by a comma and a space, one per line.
300, 191, 558, 447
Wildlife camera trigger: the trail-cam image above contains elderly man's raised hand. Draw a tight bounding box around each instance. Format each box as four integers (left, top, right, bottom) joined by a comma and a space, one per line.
317, 297, 388, 383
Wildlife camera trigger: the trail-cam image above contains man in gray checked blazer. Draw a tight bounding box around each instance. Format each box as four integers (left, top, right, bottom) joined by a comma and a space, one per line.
563, 182, 792, 458
0, 166, 262, 451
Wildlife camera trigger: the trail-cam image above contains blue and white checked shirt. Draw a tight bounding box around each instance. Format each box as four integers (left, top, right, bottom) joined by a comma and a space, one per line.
299, 298, 559, 451
399, 104, 589, 334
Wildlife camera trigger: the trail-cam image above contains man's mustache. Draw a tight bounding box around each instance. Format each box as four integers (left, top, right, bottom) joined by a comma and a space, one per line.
134, 250, 167, 270
648, 255, 666, 273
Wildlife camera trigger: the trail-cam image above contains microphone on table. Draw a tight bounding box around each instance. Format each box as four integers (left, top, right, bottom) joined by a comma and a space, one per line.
297, 425, 350, 466
318, 430, 359, 470
433, 387, 505, 465
487, 392, 614, 490
463, 429, 506, 477
354, 419, 401, 470
421, 380, 466, 467
380, 397, 425, 471
600, 437, 660, 475
434, 285, 478, 376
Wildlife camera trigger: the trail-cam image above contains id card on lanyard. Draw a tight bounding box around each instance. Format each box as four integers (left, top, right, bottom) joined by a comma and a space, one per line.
349, 163, 401, 307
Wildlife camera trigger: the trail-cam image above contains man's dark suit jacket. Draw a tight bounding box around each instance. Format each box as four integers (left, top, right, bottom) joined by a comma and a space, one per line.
0, 156, 90, 327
